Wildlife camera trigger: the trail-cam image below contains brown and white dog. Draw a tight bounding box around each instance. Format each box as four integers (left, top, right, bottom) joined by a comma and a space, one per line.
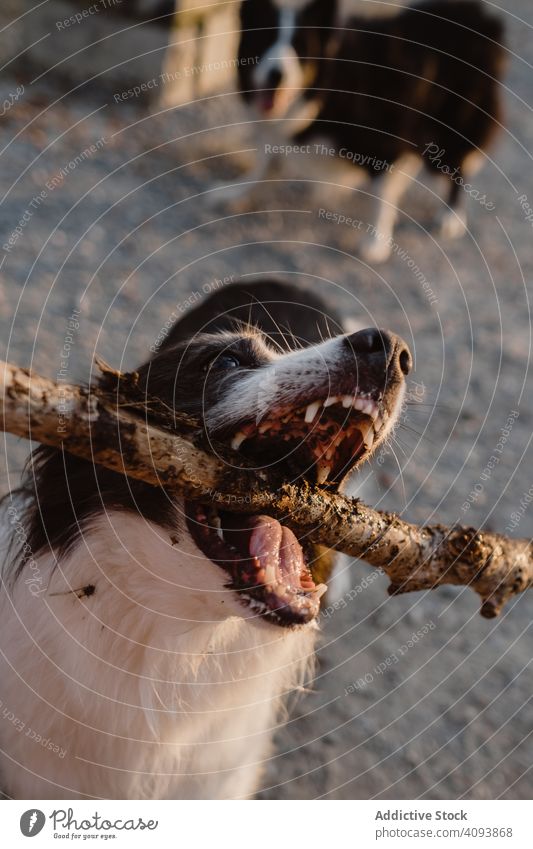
0, 280, 411, 799
211, 0, 505, 262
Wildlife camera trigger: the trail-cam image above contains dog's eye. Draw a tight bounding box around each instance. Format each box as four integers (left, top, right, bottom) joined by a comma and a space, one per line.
212, 354, 241, 370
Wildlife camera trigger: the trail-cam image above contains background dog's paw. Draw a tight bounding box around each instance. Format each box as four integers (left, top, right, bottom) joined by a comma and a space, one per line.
358, 235, 392, 264
437, 209, 468, 240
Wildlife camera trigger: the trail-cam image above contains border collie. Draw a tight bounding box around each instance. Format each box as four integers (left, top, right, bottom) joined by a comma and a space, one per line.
0, 279, 411, 799
212, 0, 505, 262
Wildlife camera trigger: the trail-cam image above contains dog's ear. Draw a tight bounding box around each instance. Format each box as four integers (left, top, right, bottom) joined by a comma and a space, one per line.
156, 279, 344, 354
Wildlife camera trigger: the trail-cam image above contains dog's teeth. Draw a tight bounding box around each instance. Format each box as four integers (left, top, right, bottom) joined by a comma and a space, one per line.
316, 463, 331, 485
210, 514, 224, 540
313, 583, 328, 600
231, 431, 247, 450
353, 398, 366, 411
342, 395, 354, 408
323, 396, 339, 408
305, 401, 321, 423
363, 401, 375, 416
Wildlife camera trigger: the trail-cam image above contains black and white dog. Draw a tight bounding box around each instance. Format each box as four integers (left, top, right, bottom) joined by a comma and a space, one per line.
0, 280, 411, 799
212, 0, 505, 262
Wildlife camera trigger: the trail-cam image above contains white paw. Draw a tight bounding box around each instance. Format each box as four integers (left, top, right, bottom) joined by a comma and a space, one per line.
359, 235, 392, 264
438, 210, 467, 240
204, 181, 255, 211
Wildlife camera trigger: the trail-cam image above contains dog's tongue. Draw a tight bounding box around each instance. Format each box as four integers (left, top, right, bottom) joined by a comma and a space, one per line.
250, 517, 304, 586
222, 515, 305, 589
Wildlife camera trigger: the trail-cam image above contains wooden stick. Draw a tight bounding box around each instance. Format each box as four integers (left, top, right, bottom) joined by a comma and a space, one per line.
1, 359, 531, 618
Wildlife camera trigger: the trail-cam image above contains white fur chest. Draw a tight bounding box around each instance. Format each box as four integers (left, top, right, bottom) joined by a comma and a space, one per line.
0, 510, 317, 799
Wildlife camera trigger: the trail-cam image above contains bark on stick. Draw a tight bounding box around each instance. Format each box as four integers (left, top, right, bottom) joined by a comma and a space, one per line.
1, 359, 531, 618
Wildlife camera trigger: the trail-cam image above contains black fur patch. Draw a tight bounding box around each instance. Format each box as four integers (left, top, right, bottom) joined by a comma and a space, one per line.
297, 1, 505, 176
160, 279, 343, 351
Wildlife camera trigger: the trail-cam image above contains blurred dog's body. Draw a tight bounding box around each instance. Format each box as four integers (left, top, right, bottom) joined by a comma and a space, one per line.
118, 0, 175, 25
214, 0, 505, 261
0, 280, 411, 799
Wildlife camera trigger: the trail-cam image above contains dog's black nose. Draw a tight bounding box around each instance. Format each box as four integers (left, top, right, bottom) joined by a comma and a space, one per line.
398, 345, 412, 375
344, 328, 412, 375
266, 67, 283, 89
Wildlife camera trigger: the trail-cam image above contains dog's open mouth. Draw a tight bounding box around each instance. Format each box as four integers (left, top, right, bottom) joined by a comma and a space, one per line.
186, 503, 325, 626
186, 390, 386, 627
228, 390, 385, 486
256, 91, 276, 114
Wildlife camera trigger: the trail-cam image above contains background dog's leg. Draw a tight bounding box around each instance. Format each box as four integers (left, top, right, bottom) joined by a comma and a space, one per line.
437, 151, 485, 240
359, 153, 421, 263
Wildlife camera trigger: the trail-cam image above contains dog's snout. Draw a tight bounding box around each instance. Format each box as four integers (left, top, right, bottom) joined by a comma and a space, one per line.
266, 67, 283, 89
344, 328, 390, 356
344, 328, 412, 375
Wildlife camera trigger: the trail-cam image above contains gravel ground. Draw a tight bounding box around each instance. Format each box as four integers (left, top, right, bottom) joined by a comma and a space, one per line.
1, 0, 532, 800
